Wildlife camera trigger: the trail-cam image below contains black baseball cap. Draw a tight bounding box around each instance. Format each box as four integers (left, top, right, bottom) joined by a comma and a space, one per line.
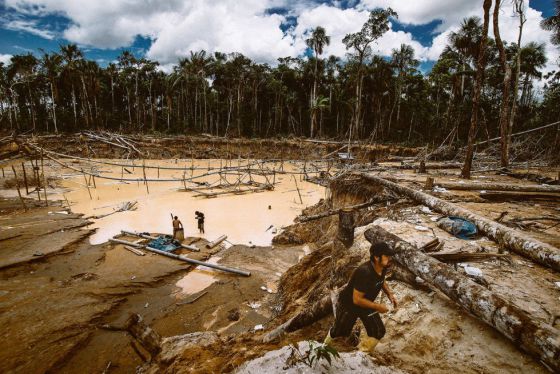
370, 242, 396, 258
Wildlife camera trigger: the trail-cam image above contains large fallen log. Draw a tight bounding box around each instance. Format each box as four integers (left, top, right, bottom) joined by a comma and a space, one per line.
365, 226, 560, 372
479, 191, 560, 202
359, 173, 560, 272
387, 162, 463, 170
125, 313, 162, 358
432, 180, 560, 194
295, 197, 393, 223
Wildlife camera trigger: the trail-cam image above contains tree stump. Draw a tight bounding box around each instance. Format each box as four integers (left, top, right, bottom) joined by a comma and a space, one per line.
125, 313, 162, 358
424, 177, 434, 190
418, 160, 426, 173
337, 208, 355, 248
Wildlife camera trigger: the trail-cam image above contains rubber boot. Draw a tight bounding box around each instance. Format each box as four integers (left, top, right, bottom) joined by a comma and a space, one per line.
323, 330, 333, 345
357, 336, 379, 355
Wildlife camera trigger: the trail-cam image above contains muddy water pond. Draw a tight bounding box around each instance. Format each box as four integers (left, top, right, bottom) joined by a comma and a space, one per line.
51, 159, 326, 246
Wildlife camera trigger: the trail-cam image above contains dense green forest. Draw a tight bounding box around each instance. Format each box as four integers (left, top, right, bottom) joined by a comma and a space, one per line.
1, 6, 559, 149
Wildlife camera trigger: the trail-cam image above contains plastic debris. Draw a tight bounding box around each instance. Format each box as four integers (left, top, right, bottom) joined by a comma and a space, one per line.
555, 282, 560, 289
437, 216, 478, 239
464, 266, 483, 277
254, 324, 264, 331
415, 225, 429, 231
421, 206, 432, 214
248, 302, 261, 309
433, 186, 449, 193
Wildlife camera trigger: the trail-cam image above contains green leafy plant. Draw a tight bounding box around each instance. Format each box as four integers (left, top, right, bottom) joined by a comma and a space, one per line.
284, 341, 340, 370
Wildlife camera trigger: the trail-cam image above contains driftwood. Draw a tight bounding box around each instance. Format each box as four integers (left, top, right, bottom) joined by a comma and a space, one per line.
359, 173, 560, 272
432, 180, 560, 194
365, 226, 560, 372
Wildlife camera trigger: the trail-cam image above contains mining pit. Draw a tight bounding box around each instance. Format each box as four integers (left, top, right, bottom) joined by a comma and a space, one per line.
1, 134, 559, 373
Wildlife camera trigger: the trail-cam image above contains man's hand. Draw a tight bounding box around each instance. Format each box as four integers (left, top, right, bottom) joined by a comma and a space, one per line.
389, 294, 398, 309
376, 304, 389, 313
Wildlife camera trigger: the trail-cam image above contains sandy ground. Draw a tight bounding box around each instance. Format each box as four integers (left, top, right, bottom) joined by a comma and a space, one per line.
1, 153, 559, 373
0, 155, 321, 373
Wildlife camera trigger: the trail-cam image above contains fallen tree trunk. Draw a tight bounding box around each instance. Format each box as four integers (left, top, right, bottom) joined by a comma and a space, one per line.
365, 226, 560, 372
125, 313, 162, 358
480, 191, 560, 202
359, 173, 560, 272
432, 180, 560, 194
296, 197, 392, 223
389, 162, 463, 170
262, 293, 334, 343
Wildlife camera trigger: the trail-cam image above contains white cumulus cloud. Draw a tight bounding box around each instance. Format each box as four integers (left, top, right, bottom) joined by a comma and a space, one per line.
2, 0, 558, 76
0, 54, 13, 64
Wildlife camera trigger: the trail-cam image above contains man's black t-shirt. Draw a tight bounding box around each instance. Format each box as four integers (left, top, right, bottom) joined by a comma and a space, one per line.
196, 213, 205, 224
340, 261, 386, 311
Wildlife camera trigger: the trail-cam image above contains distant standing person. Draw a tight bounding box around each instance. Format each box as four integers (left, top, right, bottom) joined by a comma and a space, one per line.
172, 215, 183, 240
195, 211, 205, 234
324, 241, 397, 355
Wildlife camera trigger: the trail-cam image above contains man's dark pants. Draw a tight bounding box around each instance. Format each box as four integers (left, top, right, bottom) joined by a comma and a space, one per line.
330, 300, 386, 340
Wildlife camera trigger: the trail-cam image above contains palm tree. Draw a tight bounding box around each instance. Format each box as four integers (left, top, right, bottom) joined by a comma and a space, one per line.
461, 0, 492, 179
448, 17, 483, 97
519, 42, 547, 106
40, 52, 62, 133
389, 44, 418, 133
60, 44, 83, 129
306, 26, 330, 138
541, 0, 560, 46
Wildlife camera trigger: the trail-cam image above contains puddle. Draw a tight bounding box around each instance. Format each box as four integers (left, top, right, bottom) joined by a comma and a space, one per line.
47, 159, 326, 246
175, 257, 221, 295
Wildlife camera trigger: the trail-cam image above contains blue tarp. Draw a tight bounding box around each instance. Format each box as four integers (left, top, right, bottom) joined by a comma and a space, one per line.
437, 216, 478, 239
147, 235, 180, 252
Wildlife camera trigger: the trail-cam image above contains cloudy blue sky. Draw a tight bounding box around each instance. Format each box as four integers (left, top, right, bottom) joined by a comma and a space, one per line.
0, 0, 556, 74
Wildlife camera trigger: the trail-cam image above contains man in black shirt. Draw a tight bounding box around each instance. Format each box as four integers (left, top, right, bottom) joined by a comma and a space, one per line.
324, 241, 398, 354
195, 211, 205, 234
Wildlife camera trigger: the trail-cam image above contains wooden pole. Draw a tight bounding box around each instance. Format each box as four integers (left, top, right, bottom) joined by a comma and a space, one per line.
32, 159, 41, 201
10, 166, 27, 211
41, 150, 48, 206
1, 168, 4, 177
143, 160, 149, 194
21, 162, 29, 194
82, 169, 92, 200
292, 175, 303, 204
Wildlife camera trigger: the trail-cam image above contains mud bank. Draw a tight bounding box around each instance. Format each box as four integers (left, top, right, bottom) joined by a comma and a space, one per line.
8, 133, 421, 161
